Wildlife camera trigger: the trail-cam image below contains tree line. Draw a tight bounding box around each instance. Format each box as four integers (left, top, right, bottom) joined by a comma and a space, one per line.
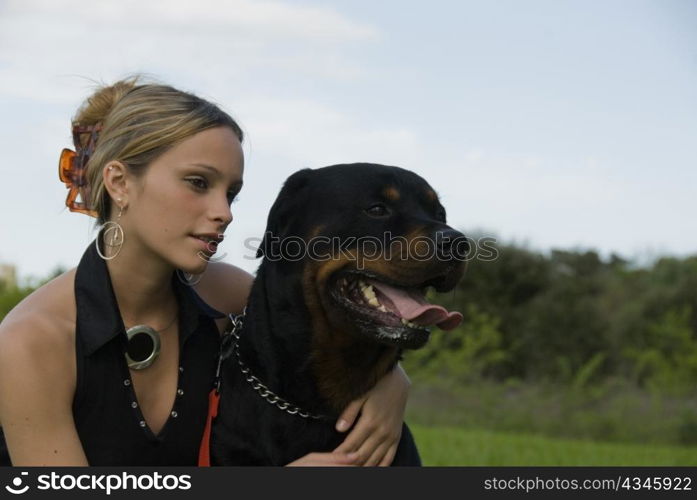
404, 241, 697, 396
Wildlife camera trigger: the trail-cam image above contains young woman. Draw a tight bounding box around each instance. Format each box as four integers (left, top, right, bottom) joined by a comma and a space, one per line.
0, 78, 410, 466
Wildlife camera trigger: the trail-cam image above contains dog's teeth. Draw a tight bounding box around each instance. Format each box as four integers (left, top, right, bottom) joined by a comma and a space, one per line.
361, 284, 377, 303
400, 318, 408, 325
378, 305, 387, 313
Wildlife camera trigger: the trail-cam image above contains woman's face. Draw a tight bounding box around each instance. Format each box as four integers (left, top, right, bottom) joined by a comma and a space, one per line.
124, 126, 244, 274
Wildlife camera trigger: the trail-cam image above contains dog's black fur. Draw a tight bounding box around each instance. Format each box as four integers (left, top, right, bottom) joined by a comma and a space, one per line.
211, 163, 467, 466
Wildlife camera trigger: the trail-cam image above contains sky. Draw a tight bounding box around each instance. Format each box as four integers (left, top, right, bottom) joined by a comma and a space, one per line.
0, 0, 695, 281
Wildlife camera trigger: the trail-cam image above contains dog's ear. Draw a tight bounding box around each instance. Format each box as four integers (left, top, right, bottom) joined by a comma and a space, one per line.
257, 168, 314, 259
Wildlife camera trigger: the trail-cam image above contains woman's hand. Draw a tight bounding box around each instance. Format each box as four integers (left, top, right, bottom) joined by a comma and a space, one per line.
286, 451, 359, 467
332, 364, 411, 466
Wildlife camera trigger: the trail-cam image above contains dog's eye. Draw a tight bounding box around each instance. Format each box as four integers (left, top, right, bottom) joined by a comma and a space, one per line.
365, 203, 390, 217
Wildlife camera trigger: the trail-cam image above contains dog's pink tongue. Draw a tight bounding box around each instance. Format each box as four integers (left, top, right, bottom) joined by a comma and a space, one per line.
368, 280, 463, 331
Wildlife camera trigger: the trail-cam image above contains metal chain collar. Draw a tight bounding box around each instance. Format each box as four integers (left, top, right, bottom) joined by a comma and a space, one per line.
219, 308, 327, 421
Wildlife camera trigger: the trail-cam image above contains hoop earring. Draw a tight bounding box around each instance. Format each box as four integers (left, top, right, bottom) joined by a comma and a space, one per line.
97, 206, 125, 260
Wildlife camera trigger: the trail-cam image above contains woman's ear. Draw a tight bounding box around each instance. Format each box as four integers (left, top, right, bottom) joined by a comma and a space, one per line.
103, 161, 130, 208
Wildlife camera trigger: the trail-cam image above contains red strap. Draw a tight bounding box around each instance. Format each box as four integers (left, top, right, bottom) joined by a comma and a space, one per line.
197, 389, 220, 466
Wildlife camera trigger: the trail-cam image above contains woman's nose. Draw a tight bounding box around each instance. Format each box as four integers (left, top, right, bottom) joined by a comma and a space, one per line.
212, 194, 233, 228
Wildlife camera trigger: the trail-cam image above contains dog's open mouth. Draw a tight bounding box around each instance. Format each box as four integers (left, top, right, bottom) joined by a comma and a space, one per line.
329, 271, 463, 347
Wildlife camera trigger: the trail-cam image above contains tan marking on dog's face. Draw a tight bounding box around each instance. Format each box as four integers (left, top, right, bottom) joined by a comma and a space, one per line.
403, 226, 435, 260
301, 252, 401, 410
304, 227, 450, 297
383, 186, 400, 202
426, 189, 438, 202
302, 251, 360, 341
303, 249, 407, 341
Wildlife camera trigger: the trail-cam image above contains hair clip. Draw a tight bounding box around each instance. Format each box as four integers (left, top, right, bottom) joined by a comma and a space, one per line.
58, 124, 101, 217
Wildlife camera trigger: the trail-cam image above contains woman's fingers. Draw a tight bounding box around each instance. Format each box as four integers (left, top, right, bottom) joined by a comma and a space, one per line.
363, 441, 390, 467
335, 397, 366, 433
353, 427, 399, 466
333, 416, 373, 455
333, 365, 410, 464
286, 451, 359, 467
378, 443, 398, 467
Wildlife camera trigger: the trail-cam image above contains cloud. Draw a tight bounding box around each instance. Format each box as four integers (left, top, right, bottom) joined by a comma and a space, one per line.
1, 0, 378, 41
238, 96, 421, 167
0, 0, 378, 102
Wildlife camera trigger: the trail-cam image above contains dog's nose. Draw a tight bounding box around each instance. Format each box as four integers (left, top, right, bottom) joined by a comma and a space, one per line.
436, 228, 469, 261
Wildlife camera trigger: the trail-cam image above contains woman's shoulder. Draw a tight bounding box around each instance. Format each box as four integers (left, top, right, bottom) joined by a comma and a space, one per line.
0, 270, 79, 445
0, 268, 77, 359
193, 261, 254, 316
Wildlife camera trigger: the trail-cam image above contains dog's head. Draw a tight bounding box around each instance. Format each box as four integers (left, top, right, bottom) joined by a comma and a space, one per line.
257, 163, 467, 350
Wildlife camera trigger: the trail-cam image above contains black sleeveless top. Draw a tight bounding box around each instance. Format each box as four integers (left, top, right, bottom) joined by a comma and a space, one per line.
0, 240, 224, 465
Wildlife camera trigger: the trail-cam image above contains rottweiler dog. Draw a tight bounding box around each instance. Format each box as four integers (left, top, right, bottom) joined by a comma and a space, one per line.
211, 163, 467, 466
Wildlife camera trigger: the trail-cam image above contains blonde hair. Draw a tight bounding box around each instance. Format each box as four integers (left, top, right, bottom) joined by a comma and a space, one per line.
72, 77, 243, 224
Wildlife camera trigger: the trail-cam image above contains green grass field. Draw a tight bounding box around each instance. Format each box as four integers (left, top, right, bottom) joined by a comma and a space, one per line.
410, 424, 697, 466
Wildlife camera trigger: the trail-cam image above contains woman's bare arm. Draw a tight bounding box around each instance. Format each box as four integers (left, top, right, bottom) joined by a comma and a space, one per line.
194, 261, 254, 333
0, 284, 88, 466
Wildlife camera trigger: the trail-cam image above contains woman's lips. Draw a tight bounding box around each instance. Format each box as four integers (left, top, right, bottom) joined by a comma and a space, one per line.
190, 236, 218, 255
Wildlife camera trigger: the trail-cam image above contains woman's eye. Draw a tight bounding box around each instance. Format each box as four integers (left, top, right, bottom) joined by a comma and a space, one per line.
187, 177, 208, 190
365, 203, 390, 217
